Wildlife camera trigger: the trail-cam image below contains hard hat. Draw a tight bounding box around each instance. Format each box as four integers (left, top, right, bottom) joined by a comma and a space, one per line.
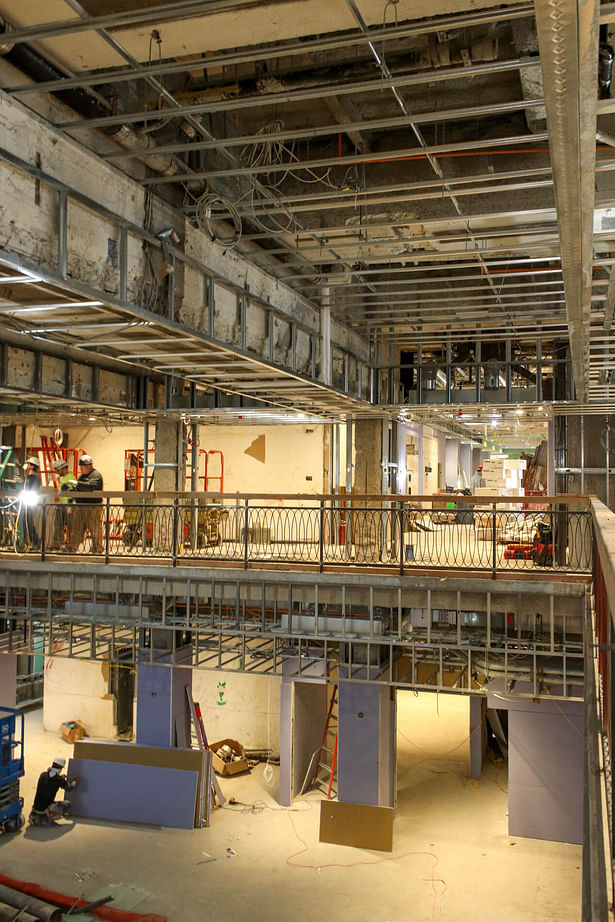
52, 756, 66, 768
26, 456, 40, 467
79, 455, 94, 465
53, 458, 68, 472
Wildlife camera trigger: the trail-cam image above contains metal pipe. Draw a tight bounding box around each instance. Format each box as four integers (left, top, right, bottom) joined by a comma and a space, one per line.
0, 902, 39, 922
0, 884, 62, 922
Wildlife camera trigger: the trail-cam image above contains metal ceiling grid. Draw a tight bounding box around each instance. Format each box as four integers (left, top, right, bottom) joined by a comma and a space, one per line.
0, 0, 608, 415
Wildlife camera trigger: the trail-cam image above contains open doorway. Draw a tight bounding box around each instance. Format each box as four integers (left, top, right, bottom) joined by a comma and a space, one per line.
109, 646, 135, 738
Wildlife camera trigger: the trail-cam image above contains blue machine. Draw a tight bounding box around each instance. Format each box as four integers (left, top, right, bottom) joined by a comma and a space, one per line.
0, 707, 24, 833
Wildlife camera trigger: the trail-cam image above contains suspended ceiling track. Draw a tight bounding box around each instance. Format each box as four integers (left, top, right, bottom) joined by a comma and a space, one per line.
5, 3, 536, 94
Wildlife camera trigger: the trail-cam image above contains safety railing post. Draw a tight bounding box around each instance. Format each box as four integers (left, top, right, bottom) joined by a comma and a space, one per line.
243, 499, 249, 570
40, 501, 46, 562
172, 498, 179, 567
399, 501, 405, 576
104, 496, 110, 564
491, 502, 497, 578
319, 500, 325, 573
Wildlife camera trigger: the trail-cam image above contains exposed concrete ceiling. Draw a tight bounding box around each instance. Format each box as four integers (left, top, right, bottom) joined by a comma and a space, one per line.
0, 0, 609, 410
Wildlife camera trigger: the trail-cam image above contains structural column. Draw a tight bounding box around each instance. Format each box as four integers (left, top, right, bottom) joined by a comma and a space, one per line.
353, 418, 385, 561
152, 419, 186, 551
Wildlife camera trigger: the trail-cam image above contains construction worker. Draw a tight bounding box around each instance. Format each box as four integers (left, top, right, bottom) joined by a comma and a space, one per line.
68, 455, 103, 554
29, 757, 78, 826
23, 456, 42, 548
46, 458, 77, 551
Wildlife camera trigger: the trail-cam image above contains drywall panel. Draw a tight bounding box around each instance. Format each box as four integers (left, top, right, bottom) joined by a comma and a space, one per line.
337, 680, 394, 807
73, 740, 207, 827
67, 758, 198, 829
508, 706, 583, 844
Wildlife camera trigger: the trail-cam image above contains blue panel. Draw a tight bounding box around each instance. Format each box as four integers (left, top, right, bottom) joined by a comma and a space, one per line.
136, 664, 172, 747
67, 758, 198, 829
337, 682, 381, 805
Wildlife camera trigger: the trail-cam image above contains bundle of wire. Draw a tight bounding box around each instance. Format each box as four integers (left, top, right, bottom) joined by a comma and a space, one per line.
194, 193, 242, 248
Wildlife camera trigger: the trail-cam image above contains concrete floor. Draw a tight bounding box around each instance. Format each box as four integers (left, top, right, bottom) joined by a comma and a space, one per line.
2, 695, 581, 922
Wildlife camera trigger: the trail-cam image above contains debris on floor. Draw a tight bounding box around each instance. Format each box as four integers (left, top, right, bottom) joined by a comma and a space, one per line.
0, 874, 166, 922
210, 739, 251, 776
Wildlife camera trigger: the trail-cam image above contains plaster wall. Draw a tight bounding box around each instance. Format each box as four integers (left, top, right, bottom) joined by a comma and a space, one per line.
191, 670, 281, 752
18, 423, 326, 496
43, 657, 116, 739
196, 423, 326, 495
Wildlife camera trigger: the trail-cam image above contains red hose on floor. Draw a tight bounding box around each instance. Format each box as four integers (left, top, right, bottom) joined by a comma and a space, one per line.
0, 874, 167, 921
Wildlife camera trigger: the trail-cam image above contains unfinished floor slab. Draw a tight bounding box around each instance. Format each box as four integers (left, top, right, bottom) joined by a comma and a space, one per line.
2, 704, 580, 922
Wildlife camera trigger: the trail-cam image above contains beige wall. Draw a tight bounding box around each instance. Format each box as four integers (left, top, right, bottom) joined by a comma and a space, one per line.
43, 657, 117, 739
192, 671, 281, 751
22, 423, 326, 496
195, 424, 325, 495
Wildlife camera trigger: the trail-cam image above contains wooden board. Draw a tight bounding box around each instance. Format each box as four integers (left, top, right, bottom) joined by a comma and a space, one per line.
319, 800, 394, 852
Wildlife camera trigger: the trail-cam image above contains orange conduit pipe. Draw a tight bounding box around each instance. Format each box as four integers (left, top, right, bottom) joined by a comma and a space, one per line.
0, 874, 167, 922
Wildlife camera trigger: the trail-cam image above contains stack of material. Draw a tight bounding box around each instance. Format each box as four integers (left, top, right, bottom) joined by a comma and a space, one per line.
68, 741, 210, 829
522, 440, 548, 493
0, 882, 61, 921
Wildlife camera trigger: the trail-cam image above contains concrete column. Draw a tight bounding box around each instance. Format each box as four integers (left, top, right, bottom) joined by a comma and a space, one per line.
135, 644, 193, 749
337, 679, 395, 807
469, 696, 483, 780
154, 419, 185, 492
444, 438, 459, 489
321, 288, 331, 386
353, 418, 384, 561
153, 419, 186, 551
459, 442, 472, 489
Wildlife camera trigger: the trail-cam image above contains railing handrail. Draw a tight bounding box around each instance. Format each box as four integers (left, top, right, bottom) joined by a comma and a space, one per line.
0, 489, 591, 505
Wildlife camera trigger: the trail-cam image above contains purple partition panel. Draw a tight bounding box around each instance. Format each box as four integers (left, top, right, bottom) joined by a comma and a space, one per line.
67, 758, 198, 829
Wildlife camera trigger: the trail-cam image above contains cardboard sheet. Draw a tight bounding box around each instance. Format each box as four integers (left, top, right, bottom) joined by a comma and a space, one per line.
319, 800, 394, 852
67, 758, 198, 830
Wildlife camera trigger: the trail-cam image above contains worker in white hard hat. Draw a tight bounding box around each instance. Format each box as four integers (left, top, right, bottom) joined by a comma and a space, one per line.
22, 456, 42, 548
29, 756, 78, 826
67, 455, 104, 555
46, 458, 77, 552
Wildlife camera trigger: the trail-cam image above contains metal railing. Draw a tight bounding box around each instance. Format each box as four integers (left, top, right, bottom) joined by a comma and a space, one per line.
586, 499, 615, 921
0, 491, 592, 574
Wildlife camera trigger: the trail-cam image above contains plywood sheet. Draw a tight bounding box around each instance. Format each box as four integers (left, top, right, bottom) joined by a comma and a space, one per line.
319, 800, 394, 852
67, 758, 198, 829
